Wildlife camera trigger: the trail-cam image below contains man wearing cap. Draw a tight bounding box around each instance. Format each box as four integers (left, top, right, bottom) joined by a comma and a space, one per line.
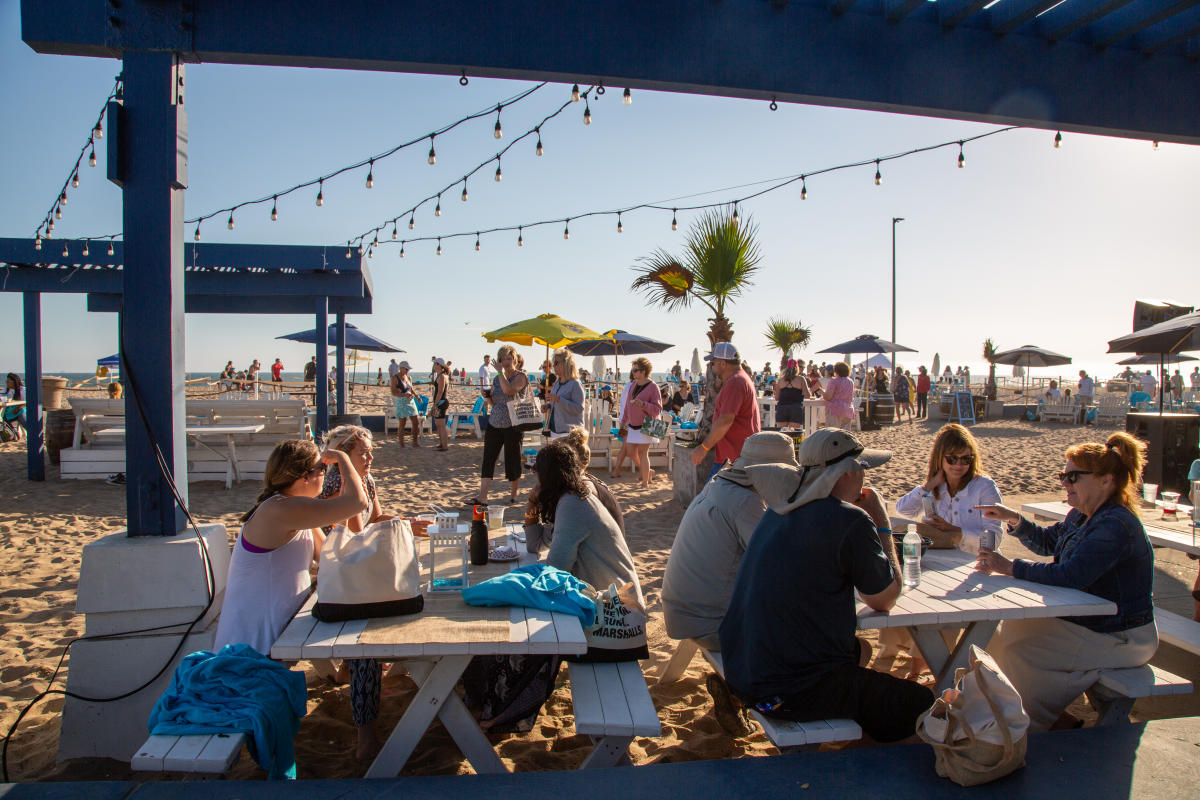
690, 342, 761, 478
718, 428, 934, 743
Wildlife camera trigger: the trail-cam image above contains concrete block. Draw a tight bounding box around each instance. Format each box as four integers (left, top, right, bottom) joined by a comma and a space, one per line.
57, 628, 215, 763
84, 588, 226, 637
75, 524, 230, 623
672, 441, 714, 508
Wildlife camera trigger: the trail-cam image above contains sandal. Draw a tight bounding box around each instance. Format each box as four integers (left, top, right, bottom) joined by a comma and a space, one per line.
465, 497, 486, 507
508, 495, 520, 505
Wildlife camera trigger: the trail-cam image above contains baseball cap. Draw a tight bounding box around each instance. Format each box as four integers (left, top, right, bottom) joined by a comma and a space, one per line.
704, 342, 740, 362
397, 360, 412, 369
432, 357, 447, 367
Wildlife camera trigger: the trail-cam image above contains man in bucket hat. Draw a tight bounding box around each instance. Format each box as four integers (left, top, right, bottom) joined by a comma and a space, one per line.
690, 342, 761, 479
718, 428, 934, 743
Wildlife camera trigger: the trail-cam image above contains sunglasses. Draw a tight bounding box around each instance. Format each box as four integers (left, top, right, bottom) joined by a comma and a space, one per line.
1058, 469, 1093, 484
943, 454, 973, 466
304, 462, 328, 480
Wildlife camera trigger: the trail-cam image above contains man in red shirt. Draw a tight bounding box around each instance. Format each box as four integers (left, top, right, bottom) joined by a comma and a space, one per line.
915, 365, 931, 419
270, 358, 284, 398
690, 342, 762, 479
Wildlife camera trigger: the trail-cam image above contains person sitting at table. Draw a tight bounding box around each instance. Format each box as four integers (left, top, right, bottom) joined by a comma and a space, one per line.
894, 423, 1004, 555
213, 440, 367, 658
718, 428, 934, 744
774, 359, 813, 428
2, 373, 26, 441
974, 432, 1157, 732
315, 424, 394, 759
666, 381, 690, 415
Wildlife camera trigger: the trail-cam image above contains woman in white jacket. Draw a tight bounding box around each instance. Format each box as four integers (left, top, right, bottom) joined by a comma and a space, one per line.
895, 423, 1004, 554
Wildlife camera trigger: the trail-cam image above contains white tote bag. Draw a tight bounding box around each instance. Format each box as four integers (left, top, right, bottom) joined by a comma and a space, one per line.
506, 388, 544, 432
313, 518, 424, 622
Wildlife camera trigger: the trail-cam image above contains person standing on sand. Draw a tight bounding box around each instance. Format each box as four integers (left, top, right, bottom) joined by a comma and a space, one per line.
304, 356, 317, 384
478, 354, 496, 391
672, 360, 682, 381
1077, 370, 1094, 409
689, 343, 761, 480
270, 358, 284, 397
823, 362, 855, 429
390, 361, 420, 447
915, 366, 931, 419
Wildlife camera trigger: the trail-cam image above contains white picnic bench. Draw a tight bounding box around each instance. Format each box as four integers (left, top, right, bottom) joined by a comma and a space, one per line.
1039, 402, 1079, 424
90, 424, 263, 489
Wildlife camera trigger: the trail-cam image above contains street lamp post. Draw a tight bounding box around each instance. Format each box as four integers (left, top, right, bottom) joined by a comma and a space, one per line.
892, 216, 904, 373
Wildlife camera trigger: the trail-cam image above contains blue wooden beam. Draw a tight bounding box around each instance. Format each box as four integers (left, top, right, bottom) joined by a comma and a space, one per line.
0, 263, 368, 298
0, 238, 366, 274
335, 313, 346, 417
85, 292, 372, 314
119, 52, 187, 536
20, 0, 1200, 142
22, 292, 44, 482
314, 298, 329, 438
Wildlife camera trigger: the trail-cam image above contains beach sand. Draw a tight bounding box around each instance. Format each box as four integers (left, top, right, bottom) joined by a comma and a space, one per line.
2, 391, 1197, 781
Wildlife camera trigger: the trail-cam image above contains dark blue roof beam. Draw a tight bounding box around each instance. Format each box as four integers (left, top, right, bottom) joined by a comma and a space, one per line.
86, 293, 372, 315
885, 0, 928, 24
1138, 4, 1200, 52
829, 0, 860, 15
938, 0, 994, 30
990, 0, 1074, 37
1089, 0, 1200, 50
1041, 0, 1138, 43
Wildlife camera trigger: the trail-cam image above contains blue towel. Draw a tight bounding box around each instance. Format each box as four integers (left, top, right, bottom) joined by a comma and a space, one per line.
462, 564, 596, 626
148, 644, 308, 780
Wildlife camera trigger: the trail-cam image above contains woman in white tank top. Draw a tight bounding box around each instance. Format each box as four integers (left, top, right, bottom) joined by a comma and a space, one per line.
214, 439, 369, 656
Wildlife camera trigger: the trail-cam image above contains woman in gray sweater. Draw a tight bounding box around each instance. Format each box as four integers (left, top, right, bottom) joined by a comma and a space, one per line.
545, 348, 585, 436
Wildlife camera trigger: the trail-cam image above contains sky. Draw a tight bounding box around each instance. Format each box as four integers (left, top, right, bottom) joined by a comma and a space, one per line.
3, 2, 1199, 382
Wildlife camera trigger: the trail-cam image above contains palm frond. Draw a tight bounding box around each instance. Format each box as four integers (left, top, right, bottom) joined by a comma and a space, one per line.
630, 249, 695, 312
682, 209, 761, 314
983, 337, 998, 363
763, 316, 812, 354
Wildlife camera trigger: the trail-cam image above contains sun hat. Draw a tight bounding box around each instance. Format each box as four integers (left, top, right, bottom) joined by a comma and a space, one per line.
703, 342, 740, 362
744, 428, 891, 513
398, 360, 412, 369
717, 431, 800, 488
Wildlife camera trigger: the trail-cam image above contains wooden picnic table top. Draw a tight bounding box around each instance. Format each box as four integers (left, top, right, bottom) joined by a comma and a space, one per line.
91, 423, 266, 438
1021, 500, 1199, 557
856, 548, 1116, 630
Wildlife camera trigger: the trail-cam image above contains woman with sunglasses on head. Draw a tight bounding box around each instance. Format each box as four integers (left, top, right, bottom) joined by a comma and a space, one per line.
973, 432, 1157, 732
895, 423, 1004, 554
214, 440, 368, 657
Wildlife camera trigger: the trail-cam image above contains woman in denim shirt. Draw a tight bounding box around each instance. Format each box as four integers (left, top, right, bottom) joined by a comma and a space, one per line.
974, 432, 1157, 731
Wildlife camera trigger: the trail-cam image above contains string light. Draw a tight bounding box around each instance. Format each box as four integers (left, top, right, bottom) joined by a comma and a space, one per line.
436, 238, 442, 256
583, 100, 592, 125
1054, 131, 1062, 148
391, 223, 398, 239
623, 87, 632, 105
54, 205, 62, 220
461, 179, 469, 201
365, 159, 374, 188
316, 179, 324, 206
399, 241, 406, 258
227, 212, 234, 230
71, 170, 79, 188
409, 213, 415, 230
358, 242, 364, 255
82, 240, 89, 257
494, 158, 502, 182
564, 219, 570, 240
367, 246, 373, 259
270, 196, 278, 220
535, 128, 544, 156
62, 242, 69, 258
671, 209, 678, 231
34, 236, 41, 251
88, 144, 96, 167
475, 233, 481, 251
571, 84, 581, 102
107, 238, 115, 256
47, 218, 54, 232
494, 105, 503, 139
517, 226, 524, 247
345, 242, 352, 259
732, 203, 740, 224
800, 177, 807, 200
194, 223, 201, 241
874, 160, 882, 185
428, 135, 437, 165
957, 142, 965, 168
435, 195, 442, 217
617, 212, 623, 233
92, 120, 103, 140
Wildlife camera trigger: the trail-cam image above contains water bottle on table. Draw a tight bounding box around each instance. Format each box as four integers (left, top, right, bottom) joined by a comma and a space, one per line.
901, 523, 921, 589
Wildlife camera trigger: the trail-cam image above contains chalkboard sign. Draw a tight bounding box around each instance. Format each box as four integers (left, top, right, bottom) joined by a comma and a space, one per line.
951, 391, 976, 426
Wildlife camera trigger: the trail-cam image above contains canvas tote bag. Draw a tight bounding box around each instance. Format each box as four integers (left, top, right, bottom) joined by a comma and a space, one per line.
506, 385, 544, 432
313, 517, 424, 622
571, 582, 649, 662
916, 645, 1030, 787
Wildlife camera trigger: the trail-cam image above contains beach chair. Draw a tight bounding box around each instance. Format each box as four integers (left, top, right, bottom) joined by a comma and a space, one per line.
448, 396, 487, 439
1039, 402, 1078, 424
1094, 394, 1130, 426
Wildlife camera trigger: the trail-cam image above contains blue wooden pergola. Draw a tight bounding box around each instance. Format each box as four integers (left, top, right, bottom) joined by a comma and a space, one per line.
0, 237, 373, 521
19, 0, 1200, 535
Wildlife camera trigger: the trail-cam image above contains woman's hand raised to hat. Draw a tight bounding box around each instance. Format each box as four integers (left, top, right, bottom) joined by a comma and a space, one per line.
853, 487, 889, 529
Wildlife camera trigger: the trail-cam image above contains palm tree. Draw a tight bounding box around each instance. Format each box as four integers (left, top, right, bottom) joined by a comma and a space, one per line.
630, 208, 762, 438
983, 337, 999, 401
764, 316, 812, 371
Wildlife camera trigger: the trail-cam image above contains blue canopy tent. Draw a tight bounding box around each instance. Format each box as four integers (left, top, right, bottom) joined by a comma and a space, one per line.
97, 354, 121, 367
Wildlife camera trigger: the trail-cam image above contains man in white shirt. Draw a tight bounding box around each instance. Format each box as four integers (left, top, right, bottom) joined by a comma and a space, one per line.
1140, 370, 1157, 395
1077, 370, 1094, 406
388, 358, 400, 379
478, 354, 495, 390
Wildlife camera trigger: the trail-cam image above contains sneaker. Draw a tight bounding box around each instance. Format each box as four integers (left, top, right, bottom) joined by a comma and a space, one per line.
106, 473, 126, 485
706, 673, 754, 737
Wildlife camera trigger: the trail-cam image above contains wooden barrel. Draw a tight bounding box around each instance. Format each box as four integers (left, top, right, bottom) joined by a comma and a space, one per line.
870, 393, 895, 425
41, 376, 68, 411
45, 408, 75, 465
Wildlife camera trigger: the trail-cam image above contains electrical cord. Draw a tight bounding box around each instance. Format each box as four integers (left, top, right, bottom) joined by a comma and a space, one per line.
1, 318, 218, 782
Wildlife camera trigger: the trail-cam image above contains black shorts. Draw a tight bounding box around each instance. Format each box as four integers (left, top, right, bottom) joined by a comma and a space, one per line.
431, 400, 449, 419
758, 663, 934, 743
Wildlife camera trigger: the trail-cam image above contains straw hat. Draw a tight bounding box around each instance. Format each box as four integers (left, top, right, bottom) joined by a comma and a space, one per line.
716, 431, 799, 488
744, 428, 891, 513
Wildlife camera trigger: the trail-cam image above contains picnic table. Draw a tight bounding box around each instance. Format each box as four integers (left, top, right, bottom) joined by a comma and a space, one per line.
1021, 500, 1199, 557
91, 423, 265, 487
856, 549, 1116, 692
271, 523, 587, 778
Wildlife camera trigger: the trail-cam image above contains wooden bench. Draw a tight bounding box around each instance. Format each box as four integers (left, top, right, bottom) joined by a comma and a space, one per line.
1039, 403, 1078, 423
567, 660, 661, 768
1155, 607, 1200, 656
1086, 663, 1193, 726
132, 731, 246, 774
656, 639, 861, 749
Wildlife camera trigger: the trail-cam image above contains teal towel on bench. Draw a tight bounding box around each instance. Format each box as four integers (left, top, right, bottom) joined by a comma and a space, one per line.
148, 643, 307, 780
462, 564, 596, 626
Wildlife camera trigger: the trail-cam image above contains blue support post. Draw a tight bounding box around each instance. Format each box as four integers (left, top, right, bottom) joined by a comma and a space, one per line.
119, 52, 188, 535
314, 298, 329, 438
22, 292, 44, 481
335, 313, 346, 417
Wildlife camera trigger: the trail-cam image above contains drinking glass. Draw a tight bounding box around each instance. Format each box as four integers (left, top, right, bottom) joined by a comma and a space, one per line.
1161, 491, 1180, 516
1141, 483, 1159, 506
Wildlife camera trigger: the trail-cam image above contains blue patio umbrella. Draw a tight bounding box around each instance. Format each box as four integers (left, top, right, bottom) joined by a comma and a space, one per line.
276, 322, 404, 353
816, 334, 918, 427
565, 329, 674, 379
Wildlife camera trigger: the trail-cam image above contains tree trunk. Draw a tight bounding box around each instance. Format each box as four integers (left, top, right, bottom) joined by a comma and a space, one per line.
986, 364, 998, 401
697, 319, 732, 442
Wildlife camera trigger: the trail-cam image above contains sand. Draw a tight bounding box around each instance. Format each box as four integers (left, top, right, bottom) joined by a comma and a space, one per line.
1, 390, 1197, 782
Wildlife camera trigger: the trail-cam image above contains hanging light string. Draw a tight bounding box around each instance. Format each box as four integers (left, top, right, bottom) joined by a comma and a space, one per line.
32, 74, 123, 248
348, 85, 598, 252
376, 124, 1020, 253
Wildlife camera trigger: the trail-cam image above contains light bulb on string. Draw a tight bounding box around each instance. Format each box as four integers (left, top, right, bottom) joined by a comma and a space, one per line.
357, 242, 364, 256
1054, 131, 1062, 148
583, 101, 591, 125
536, 134, 544, 156
366, 159, 374, 188
436, 238, 442, 256
391, 223, 398, 239
107, 238, 114, 256
55, 205, 62, 219
372, 233, 379, 249
732, 203, 739, 225
47, 217, 54, 232
62, 243, 69, 258
227, 212, 235, 230
1153, 140, 1160, 150
957, 142, 965, 168
345, 242, 352, 259
34, 235, 42, 251
316, 179, 324, 206
671, 209, 678, 231
874, 160, 882, 185
475, 233, 481, 251
88, 144, 97, 167
367, 246, 373, 259
409, 214, 415, 230
399, 242, 406, 258
617, 213, 623, 234
494, 159, 502, 182
623, 87, 632, 105
270, 196, 278, 220
564, 219, 570, 240
435, 195, 442, 216
494, 105, 503, 139
461, 178, 469, 201
517, 226, 524, 247
71, 170, 79, 188
92, 120, 103, 139
82, 240, 89, 257
194, 223, 201, 242
801, 177, 807, 200
428, 136, 437, 165
571, 84, 580, 102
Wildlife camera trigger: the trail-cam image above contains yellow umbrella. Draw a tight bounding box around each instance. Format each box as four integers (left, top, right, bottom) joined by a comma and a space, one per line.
482, 313, 602, 349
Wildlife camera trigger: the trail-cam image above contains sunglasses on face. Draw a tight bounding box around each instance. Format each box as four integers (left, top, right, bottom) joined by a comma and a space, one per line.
943, 454, 973, 466
1058, 469, 1093, 484
304, 462, 328, 480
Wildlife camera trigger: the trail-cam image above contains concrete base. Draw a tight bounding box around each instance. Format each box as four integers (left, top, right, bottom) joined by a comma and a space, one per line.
58, 524, 229, 763
672, 441, 714, 508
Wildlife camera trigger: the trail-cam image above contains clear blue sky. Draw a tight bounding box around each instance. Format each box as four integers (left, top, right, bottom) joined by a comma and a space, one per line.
3, 2, 1198, 381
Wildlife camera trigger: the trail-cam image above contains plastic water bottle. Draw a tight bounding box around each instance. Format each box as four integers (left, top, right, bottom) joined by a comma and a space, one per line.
901, 524, 922, 590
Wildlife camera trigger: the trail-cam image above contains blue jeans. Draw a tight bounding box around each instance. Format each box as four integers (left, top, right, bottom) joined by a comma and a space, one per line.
708, 459, 728, 482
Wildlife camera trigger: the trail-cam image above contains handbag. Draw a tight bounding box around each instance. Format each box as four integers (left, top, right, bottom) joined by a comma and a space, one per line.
640, 416, 669, 440
313, 518, 424, 622
572, 582, 650, 663
916, 645, 1029, 787
506, 386, 544, 432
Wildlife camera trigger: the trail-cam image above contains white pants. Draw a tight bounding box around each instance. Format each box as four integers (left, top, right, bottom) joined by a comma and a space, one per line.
987, 617, 1158, 731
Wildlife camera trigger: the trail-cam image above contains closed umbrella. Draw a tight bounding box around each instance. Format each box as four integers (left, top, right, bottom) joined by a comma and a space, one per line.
592, 355, 606, 382
990, 345, 1071, 399
690, 348, 703, 378
816, 334, 918, 427
930, 352, 940, 380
